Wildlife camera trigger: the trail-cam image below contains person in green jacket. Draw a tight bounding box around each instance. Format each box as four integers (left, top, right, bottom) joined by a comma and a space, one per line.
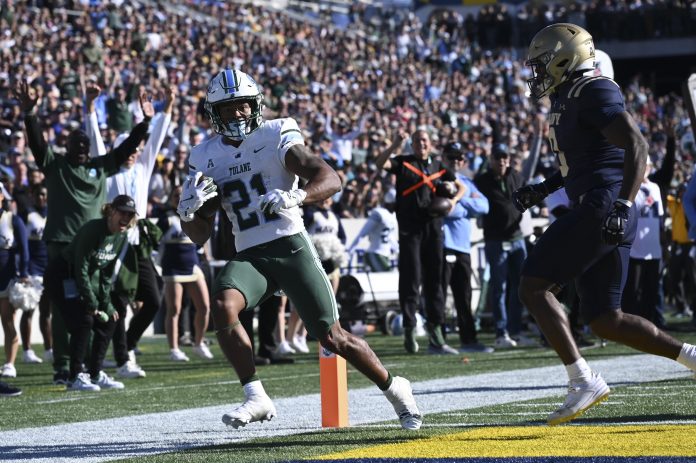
14, 79, 153, 384
43, 195, 136, 391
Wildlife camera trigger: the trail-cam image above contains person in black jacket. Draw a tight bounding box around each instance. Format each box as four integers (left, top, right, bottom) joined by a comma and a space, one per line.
375, 129, 465, 354
474, 144, 529, 348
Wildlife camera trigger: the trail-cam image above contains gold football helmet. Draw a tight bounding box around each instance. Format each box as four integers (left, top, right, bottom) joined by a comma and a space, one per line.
526, 23, 595, 99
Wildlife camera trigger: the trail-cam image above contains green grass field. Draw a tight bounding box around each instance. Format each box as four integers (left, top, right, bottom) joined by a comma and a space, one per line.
2, 320, 696, 463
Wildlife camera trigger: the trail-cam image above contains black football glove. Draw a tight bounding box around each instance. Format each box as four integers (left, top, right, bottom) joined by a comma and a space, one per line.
512, 183, 549, 213
602, 200, 631, 245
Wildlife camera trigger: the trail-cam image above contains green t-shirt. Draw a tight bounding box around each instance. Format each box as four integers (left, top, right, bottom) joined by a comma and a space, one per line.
39, 150, 119, 243
62, 218, 127, 315
25, 115, 148, 243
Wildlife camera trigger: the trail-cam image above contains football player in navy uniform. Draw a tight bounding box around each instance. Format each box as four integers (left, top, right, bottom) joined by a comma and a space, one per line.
513, 23, 696, 425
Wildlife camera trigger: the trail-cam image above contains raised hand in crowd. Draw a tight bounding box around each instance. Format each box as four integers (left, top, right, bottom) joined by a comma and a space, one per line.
139, 92, 156, 120
13, 79, 39, 114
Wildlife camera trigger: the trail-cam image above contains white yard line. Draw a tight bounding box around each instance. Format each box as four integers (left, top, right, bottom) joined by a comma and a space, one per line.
0, 354, 690, 463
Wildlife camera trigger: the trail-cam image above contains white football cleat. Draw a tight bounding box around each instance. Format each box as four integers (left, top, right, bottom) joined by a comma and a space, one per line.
548, 371, 610, 426
222, 394, 277, 429
291, 336, 310, 354
68, 373, 101, 392
383, 376, 422, 430
1, 363, 17, 378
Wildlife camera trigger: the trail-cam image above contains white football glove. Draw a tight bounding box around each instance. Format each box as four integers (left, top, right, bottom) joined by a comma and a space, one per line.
257, 188, 307, 215
177, 171, 218, 222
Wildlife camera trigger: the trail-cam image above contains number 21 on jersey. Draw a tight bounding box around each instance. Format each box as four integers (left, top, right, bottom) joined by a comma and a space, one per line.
221, 173, 278, 231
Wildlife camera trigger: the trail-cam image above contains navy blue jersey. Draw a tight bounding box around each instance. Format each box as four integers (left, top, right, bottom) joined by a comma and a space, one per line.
548, 75, 625, 201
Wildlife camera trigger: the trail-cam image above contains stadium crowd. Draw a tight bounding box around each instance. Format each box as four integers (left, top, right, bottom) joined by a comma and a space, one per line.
0, 0, 695, 396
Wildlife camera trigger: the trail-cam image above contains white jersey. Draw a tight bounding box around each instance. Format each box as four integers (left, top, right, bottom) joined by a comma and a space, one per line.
189, 118, 305, 252
0, 211, 13, 250
349, 206, 397, 258
631, 180, 664, 260
26, 210, 46, 241
306, 208, 340, 238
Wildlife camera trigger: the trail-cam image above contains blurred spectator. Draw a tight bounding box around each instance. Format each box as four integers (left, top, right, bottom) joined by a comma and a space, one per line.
0, 183, 29, 379
440, 143, 492, 353
622, 158, 666, 328
474, 144, 531, 348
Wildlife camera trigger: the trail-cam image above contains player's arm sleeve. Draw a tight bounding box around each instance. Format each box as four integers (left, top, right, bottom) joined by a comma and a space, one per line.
140, 112, 171, 172
86, 110, 107, 158
578, 79, 625, 129
12, 215, 29, 278
348, 214, 377, 251
24, 114, 53, 171
278, 118, 305, 167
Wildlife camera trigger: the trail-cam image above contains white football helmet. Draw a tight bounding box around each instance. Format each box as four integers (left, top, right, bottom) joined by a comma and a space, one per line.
526, 23, 595, 99
204, 69, 265, 141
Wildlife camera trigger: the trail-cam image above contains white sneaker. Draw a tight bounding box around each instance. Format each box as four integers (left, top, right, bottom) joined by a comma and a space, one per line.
43, 349, 53, 363
116, 361, 146, 379
170, 349, 190, 362
513, 334, 539, 347
1, 363, 17, 378
292, 336, 310, 354
23, 349, 43, 364
276, 340, 296, 355
192, 344, 214, 360
383, 376, 422, 430
494, 334, 518, 348
548, 371, 610, 425
94, 371, 125, 390
222, 394, 277, 429
68, 372, 101, 392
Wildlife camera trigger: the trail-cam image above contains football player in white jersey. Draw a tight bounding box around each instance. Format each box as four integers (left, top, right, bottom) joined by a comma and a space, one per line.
347, 189, 398, 272
178, 69, 421, 431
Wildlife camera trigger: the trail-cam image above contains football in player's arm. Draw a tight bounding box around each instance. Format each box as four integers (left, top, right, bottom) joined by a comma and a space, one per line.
176, 69, 422, 431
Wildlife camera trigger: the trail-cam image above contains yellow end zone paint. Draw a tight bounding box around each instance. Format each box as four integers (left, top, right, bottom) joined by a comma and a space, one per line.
318, 425, 696, 459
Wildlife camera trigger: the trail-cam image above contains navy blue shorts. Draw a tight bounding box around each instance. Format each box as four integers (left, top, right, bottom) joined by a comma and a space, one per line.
522, 183, 637, 323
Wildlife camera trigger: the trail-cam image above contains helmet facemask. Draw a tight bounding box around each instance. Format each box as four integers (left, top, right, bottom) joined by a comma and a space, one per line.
525, 23, 595, 100
204, 69, 265, 141
205, 95, 264, 141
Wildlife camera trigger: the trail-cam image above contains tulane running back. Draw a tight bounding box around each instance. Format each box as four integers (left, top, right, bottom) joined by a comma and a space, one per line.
177, 68, 422, 433
188, 117, 305, 251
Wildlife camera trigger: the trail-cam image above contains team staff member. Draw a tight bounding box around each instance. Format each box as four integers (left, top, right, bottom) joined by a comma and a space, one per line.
43, 195, 136, 391
375, 130, 465, 355
15, 80, 152, 384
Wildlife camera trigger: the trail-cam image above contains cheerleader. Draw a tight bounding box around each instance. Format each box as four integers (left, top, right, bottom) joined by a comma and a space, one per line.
0, 184, 30, 379
157, 186, 212, 362
19, 184, 52, 364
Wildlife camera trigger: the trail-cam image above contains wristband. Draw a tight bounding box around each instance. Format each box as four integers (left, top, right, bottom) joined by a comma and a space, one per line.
615, 199, 633, 208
